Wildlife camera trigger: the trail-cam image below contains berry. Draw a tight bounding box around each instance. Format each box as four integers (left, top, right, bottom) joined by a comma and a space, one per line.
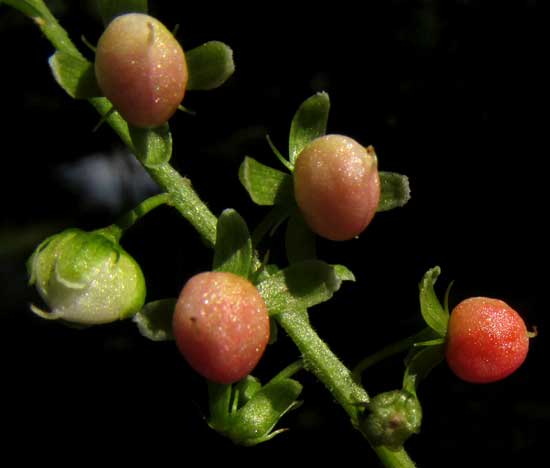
293, 134, 381, 241
172, 271, 270, 384
445, 297, 529, 383
95, 13, 188, 128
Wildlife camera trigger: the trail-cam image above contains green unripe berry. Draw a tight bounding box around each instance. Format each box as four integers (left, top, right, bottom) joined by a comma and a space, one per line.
28, 228, 146, 325
95, 13, 188, 128
293, 134, 381, 241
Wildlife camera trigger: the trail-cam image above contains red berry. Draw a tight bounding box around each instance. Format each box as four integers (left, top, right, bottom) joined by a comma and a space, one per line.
445, 297, 529, 383
293, 134, 381, 241
172, 271, 270, 384
95, 13, 188, 128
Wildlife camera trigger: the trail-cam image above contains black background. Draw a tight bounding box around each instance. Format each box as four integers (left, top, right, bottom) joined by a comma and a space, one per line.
1, 1, 545, 466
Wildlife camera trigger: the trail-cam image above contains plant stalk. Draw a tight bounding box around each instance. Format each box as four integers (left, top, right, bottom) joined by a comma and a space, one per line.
10, 3, 418, 466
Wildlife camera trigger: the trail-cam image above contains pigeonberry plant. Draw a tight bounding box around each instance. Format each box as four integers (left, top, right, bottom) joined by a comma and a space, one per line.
3, 1, 535, 467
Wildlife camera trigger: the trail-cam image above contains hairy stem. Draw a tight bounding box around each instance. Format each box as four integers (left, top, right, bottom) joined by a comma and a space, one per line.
89, 97, 217, 247
275, 308, 369, 422
8, 3, 418, 466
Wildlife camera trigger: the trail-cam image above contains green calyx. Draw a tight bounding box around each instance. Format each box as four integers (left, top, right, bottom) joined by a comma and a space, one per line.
208, 362, 304, 446
362, 390, 422, 451
27, 228, 146, 325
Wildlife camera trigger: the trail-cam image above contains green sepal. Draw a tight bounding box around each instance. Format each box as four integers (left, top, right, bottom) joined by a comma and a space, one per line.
289, 92, 330, 166
233, 375, 262, 406
238, 157, 293, 206
128, 124, 172, 168
377, 172, 411, 212
53, 230, 119, 287
133, 298, 176, 341
223, 378, 303, 446
97, 0, 148, 26
256, 260, 355, 316
285, 211, 316, 264
362, 389, 422, 451
186, 41, 235, 91
48, 51, 101, 99
212, 209, 253, 279
418, 266, 449, 337
209, 366, 303, 447
402, 343, 444, 396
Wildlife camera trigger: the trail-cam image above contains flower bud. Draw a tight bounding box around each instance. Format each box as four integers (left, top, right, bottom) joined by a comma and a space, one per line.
362, 390, 422, 451
28, 228, 146, 325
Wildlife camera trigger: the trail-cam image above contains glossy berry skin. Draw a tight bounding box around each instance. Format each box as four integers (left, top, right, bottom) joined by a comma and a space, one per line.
173, 272, 270, 384
293, 134, 381, 241
95, 13, 188, 128
445, 297, 529, 383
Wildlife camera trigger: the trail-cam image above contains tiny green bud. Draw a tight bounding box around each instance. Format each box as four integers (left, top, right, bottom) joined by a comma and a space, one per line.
28, 228, 146, 325
362, 390, 422, 451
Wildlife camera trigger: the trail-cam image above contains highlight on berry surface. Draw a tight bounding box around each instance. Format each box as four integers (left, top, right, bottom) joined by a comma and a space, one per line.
293, 134, 381, 241
445, 297, 531, 383
172, 271, 270, 384
94, 13, 188, 128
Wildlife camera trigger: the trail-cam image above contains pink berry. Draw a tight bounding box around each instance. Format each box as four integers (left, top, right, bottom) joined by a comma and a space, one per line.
445, 297, 530, 383
95, 13, 188, 128
172, 271, 270, 384
293, 134, 381, 241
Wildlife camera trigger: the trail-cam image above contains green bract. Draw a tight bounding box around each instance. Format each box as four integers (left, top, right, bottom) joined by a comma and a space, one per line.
28, 228, 146, 325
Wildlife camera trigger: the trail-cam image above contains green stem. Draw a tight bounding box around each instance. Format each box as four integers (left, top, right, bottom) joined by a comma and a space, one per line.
352, 328, 434, 382
269, 359, 304, 382
9, 3, 418, 466
4, 0, 83, 57
89, 98, 218, 247
275, 308, 369, 422
146, 163, 217, 248
100, 193, 172, 242
372, 446, 417, 468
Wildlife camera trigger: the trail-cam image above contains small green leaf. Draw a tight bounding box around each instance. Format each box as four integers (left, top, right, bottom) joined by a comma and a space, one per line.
133, 298, 176, 341
239, 157, 293, 206
377, 172, 411, 212
285, 211, 316, 264
213, 209, 253, 279
419, 266, 449, 337
48, 51, 101, 99
128, 124, 172, 168
289, 92, 330, 166
403, 344, 445, 395
186, 41, 235, 91
257, 260, 354, 315
97, 0, 148, 25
